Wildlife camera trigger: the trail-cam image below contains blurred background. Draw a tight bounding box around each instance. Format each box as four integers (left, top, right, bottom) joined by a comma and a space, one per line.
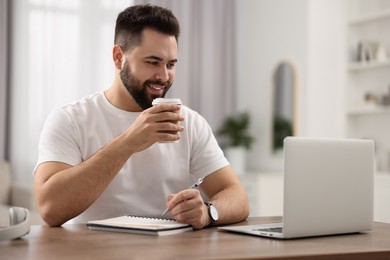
1, 0, 390, 223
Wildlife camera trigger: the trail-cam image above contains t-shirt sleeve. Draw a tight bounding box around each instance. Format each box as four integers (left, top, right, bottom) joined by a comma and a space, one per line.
188, 112, 229, 179
34, 108, 82, 174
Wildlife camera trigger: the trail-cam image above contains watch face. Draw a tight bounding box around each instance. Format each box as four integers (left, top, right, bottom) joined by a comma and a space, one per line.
210, 204, 219, 221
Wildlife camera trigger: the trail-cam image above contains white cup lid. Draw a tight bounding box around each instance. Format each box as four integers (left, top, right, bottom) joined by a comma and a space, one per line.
152, 98, 182, 105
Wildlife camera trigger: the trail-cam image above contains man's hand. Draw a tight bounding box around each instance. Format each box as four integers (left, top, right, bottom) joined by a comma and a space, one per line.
165, 189, 210, 229
123, 104, 184, 153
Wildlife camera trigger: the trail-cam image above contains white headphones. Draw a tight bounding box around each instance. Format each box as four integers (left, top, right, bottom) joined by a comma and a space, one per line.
0, 207, 30, 241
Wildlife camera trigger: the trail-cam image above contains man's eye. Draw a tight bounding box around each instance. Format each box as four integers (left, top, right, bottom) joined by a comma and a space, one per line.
146, 61, 158, 65
167, 63, 175, 69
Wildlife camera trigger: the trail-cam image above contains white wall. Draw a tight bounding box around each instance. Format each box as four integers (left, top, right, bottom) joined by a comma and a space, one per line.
305, 1, 346, 138
236, 0, 308, 172
236, 0, 347, 172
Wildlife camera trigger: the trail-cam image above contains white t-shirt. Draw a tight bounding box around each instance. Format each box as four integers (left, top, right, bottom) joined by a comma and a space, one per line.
36, 92, 228, 223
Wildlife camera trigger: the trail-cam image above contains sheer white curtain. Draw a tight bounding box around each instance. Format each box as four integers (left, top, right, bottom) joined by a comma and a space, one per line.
10, 0, 133, 183
10, 0, 236, 183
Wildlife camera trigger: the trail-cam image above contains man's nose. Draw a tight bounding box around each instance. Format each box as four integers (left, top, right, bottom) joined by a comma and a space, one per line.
156, 66, 169, 81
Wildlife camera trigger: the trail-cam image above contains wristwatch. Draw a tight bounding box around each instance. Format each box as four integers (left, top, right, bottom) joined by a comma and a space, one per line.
205, 202, 219, 226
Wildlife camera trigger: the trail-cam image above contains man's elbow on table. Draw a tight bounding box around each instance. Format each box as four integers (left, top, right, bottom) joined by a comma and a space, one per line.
37, 201, 68, 227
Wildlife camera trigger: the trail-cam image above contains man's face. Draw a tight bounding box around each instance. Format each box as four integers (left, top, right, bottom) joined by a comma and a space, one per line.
120, 59, 172, 110
120, 29, 178, 110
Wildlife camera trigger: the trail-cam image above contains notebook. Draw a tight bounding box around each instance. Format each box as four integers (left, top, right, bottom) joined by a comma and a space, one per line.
87, 215, 193, 236
219, 136, 375, 239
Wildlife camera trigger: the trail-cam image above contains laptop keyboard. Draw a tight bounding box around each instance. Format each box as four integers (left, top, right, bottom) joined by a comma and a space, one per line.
253, 227, 283, 233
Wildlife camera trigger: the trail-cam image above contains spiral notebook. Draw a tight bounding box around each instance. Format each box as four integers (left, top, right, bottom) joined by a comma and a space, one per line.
87, 215, 193, 236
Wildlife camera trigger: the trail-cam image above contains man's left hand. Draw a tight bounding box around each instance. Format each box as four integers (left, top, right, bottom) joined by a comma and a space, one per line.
165, 189, 210, 229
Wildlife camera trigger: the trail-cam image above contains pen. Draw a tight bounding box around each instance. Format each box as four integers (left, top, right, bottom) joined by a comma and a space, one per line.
161, 176, 205, 216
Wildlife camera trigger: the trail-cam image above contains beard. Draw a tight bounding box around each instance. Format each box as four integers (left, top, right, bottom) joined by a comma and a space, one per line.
120, 60, 172, 110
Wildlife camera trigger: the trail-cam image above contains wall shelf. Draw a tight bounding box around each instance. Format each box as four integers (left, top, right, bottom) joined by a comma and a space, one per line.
345, 3, 390, 174
349, 9, 390, 25
347, 106, 390, 116
348, 60, 390, 71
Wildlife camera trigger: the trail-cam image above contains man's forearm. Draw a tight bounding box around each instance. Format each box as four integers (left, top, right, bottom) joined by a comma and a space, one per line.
210, 185, 250, 225
35, 133, 134, 226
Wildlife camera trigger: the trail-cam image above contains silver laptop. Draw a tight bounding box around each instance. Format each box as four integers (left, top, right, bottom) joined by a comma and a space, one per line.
219, 137, 374, 239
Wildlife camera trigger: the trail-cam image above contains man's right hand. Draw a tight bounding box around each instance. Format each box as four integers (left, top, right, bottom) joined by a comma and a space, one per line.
122, 103, 184, 153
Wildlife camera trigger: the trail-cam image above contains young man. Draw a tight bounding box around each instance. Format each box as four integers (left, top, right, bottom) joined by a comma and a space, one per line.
34, 4, 249, 229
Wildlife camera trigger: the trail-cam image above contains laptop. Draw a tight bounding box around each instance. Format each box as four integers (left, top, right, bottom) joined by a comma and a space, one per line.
219, 137, 375, 239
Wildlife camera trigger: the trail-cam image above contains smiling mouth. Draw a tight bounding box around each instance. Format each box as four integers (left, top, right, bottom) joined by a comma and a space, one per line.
148, 84, 165, 95
150, 85, 164, 91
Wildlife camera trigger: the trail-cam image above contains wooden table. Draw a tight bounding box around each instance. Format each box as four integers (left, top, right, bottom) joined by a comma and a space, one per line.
1, 217, 390, 259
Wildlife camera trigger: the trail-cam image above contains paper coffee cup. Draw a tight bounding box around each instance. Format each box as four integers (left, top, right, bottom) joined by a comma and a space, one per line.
152, 98, 182, 143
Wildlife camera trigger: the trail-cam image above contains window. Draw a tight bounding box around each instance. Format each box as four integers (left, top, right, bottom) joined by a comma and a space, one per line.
10, 0, 133, 182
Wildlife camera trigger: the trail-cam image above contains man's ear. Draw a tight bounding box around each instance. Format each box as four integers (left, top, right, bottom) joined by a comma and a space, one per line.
113, 45, 124, 70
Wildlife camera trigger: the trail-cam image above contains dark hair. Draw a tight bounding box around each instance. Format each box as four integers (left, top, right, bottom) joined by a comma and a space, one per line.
114, 4, 180, 52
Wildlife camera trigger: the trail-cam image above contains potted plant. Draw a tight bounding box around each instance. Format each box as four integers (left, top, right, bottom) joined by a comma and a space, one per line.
217, 112, 254, 174
273, 115, 292, 151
